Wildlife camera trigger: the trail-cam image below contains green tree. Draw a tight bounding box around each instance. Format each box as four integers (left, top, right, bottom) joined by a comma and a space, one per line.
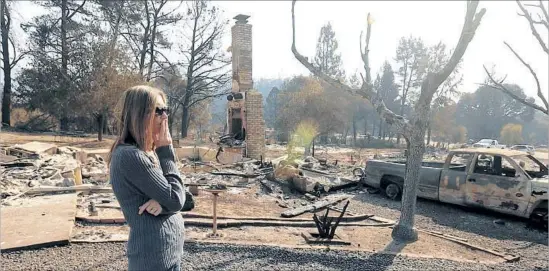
452, 126, 467, 144
265, 86, 282, 128
394, 36, 428, 144
276, 76, 347, 153
500, 123, 523, 145
314, 22, 345, 80
456, 84, 534, 139
425, 41, 464, 145
17, 0, 93, 130
374, 61, 399, 140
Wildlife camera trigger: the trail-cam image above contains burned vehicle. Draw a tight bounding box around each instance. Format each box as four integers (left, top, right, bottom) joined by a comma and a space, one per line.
361, 148, 548, 228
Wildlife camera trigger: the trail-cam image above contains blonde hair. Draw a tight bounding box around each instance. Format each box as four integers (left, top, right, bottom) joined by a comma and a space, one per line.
107, 85, 166, 165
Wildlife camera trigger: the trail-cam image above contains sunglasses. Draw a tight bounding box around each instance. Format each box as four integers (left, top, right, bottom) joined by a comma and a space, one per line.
155, 107, 169, 116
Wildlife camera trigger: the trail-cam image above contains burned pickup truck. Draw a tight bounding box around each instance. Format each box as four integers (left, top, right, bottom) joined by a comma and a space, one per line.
361, 148, 548, 227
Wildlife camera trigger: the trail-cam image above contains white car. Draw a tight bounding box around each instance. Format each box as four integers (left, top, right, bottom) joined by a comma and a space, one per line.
510, 145, 536, 155
473, 139, 506, 149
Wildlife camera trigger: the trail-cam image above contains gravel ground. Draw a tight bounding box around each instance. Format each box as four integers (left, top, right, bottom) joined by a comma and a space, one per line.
2, 241, 545, 271
1, 187, 547, 270
346, 190, 549, 270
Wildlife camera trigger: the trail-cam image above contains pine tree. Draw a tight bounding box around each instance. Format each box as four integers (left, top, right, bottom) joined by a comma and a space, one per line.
314, 22, 345, 80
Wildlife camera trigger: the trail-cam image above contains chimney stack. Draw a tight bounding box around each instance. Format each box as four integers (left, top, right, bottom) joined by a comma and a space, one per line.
231, 14, 253, 92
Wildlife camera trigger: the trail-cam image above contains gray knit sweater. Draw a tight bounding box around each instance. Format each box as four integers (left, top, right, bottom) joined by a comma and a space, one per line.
110, 144, 185, 271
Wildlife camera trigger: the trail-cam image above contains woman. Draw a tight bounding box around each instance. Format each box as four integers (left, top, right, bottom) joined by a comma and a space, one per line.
108, 85, 185, 271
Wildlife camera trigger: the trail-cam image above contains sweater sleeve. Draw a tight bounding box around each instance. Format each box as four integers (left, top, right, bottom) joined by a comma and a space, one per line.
121, 145, 185, 212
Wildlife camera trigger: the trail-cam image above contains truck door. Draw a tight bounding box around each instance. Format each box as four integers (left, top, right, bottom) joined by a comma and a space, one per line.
465, 154, 530, 216
439, 152, 473, 206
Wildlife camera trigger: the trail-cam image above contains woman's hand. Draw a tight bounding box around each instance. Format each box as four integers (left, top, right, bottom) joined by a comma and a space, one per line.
154, 118, 172, 148
138, 199, 163, 216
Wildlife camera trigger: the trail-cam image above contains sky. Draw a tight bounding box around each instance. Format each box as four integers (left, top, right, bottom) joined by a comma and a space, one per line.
9, 1, 549, 106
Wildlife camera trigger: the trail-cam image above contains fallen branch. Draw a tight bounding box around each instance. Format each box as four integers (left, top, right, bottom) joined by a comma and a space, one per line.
418, 229, 468, 243
417, 229, 519, 263
0, 161, 35, 167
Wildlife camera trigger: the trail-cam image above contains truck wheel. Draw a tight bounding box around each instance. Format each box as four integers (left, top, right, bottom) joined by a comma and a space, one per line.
384, 183, 401, 200
530, 208, 548, 231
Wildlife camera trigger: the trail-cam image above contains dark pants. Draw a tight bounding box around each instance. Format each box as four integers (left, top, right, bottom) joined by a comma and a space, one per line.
167, 262, 181, 271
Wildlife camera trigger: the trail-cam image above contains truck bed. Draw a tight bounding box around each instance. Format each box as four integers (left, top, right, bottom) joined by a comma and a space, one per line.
389, 160, 467, 171
388, 160, 446, 168
363, 160, 464, 200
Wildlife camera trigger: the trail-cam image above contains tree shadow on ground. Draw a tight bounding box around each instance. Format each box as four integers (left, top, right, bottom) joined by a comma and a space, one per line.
363, 239, 408, 271
352, 192, 548, 245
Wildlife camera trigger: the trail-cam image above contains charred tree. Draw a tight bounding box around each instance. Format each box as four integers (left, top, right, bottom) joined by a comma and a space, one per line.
291, 0, 485, 241
1, 0, 27, 126
483, 0, 548, 115
177, 0, 230, 138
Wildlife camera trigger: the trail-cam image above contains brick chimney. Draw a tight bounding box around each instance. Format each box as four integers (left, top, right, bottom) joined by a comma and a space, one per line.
226, 14, 265, 160
231, 14, 253, 92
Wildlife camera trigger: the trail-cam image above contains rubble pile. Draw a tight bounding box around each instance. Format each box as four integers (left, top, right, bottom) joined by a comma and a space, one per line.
0, 142, 109, 201
81, 156, 108, 184
1, 154, 77, 198
270, 155, 359, 196
179, 158, 274, 188
423, 147, 449, 161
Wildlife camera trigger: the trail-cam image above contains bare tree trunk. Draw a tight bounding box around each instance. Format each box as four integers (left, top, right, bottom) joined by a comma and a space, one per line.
59, 0, 69, 130
180, 105, 190, 138
60, 118, 69, 131
169, 115, 174, 135
364, 117, 368, 135
60, 0, 68, 73
103, 115, 108, 134
378, 118, 382, 139
391, 132, 424, 241
180, 4, 199, 139
427, 122, 432, 146
1, 54, 10, 126
138, 1, 151, 78
1, 77, 12, 126
97, 114, 104, 141
352, 115, 357, 147
343, 127, 349, 146
167, 103, 180, 136
396, 104, 405, 144
1, 0, 11, 126
146, 10, 158, 82
372, 119, 376, 139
